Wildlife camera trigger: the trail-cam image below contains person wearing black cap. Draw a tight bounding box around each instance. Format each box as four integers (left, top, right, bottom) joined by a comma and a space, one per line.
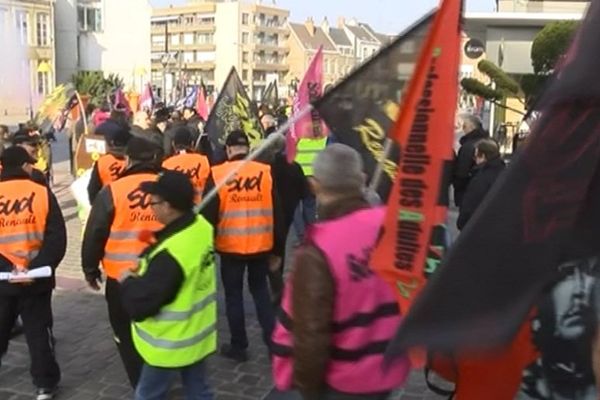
81, 136, 164, 388
162, 127, 210, 203
119, 170, 216, 400
87, 120, 132, 203
11, 128, 48, 186
0, 147, 67, 400
201, 130, 285, 362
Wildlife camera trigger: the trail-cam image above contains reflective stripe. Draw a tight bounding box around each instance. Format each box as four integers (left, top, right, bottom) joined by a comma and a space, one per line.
109, 231, 141, 240
103, 252, 139, 262
296, 149, 322, 154
218, 225, 272, 236
134, 323, 216, 349
8, 249, 39, 260
154, 293, 217, 321
221, 209, 272, 219
0, 232, 44, 244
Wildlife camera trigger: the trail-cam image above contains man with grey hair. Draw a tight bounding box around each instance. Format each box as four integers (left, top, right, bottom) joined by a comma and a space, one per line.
271, 144, 410, 399
453, 113, 489, 207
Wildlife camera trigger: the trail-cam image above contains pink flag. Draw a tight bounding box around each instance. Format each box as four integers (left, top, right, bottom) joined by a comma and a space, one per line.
286, 46, 328, 162
113, 88, 131, 116
140, 83, 154, 112
196, 85, 209, 121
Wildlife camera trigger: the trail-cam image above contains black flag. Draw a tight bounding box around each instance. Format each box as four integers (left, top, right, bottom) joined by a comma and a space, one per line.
204, 67, 264, 150
261, 81, 279, 111
390, 1, 600, 354
312, 19, 430, 200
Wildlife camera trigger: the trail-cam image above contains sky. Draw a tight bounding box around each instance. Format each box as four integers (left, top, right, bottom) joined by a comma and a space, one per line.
149, 0, 495, 34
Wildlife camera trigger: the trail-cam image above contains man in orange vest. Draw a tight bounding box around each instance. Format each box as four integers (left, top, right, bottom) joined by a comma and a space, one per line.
162, 127, 210, 204
81, 136, 164, 388
87, 120, 131, 203
0, 146, 67, 400
201, 130, 285, 362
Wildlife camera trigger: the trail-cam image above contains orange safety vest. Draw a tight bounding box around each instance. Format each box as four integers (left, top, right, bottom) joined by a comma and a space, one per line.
0, 179, 48, 267
162, 151, 210, 202
102, 173, 163, 279
211, 160, 274, 255
97, 153, 126, 187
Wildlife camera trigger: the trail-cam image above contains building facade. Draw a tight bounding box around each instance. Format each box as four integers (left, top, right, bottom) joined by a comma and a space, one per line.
0, 0, 55, 125
55, 0, 152, 92
151, 0, 289, 102
497, 0, 588, 13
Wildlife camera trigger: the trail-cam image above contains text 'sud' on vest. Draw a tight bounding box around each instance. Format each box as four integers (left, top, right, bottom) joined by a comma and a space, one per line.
211, 160, 274, 255
102, 173, 163, 279
0, 179, 48, 267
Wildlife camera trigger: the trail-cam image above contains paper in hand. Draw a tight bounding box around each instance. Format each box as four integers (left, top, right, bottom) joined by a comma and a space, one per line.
0, 266, 52, 281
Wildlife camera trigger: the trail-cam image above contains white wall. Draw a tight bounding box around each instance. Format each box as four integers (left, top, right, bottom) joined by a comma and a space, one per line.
214, 2, 240, 90
55, 0, 151, 91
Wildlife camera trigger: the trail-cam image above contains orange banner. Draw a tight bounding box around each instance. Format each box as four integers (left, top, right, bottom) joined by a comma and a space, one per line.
370, 0, 463, 315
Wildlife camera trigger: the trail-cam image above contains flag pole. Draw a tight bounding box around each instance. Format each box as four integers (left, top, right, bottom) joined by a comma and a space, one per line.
369, 138, 395, 191
197, 104, 314, 212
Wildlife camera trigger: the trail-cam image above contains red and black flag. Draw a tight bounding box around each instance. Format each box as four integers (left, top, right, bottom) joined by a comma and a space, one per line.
390, 1, 600, 354
369, 0, 462, 318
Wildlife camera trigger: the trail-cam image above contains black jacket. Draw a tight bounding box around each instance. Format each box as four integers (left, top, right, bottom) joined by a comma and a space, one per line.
200, 154, 286, 259
271, 153, 309, 230
120, 212, 205, 321
457, 157, 506, 230
0, 169, 67, 295
453, 127, 489, 207
81, 163, 162, 282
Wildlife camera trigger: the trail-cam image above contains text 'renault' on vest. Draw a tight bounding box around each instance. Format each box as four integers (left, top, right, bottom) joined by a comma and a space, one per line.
132, 216, 217, 368
211, 160, 274, 255
0, 179, 48, 267
271, 207, 410, 393
103, 173, 163, 279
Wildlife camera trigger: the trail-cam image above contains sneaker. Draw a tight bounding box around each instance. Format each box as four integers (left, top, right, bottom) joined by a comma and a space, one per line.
220, 344, 248, 363
36, 387, 57, 400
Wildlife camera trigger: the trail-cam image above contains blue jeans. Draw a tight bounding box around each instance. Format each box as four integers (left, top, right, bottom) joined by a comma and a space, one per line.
293, 193, 317, 242
220, 255, 275, 350
134, 360, 213, 400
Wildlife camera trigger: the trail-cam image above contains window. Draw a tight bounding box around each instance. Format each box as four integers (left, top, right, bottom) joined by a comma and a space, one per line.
77, 4, 102, 32
324, 59, 329, 74
197, 33, 213, 44
152, 35, 165, 45
196, 51, 215, 62
242, 13, 249, 25
183, 51, 194, 63
242, 69, 248, 80
185, 16, 194, 25
15, 10, 28, 45
242, 52, 249, 63
400, 40, 415, 54
183, 33, 194, 45
37, 61, 50, 95
242, 32, 249, 44
36, 13, 50, 46
171, 34, 180, 45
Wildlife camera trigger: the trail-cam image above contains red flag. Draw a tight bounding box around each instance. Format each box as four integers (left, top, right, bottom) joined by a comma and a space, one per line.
286, 47, 327, 162
370, 0, 463, 315
196, 84, 209, 121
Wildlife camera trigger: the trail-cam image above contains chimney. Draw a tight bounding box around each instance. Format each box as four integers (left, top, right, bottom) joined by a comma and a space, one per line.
305, 17, 315, 36
337, 16, 345, 29
321, 17, 330, 34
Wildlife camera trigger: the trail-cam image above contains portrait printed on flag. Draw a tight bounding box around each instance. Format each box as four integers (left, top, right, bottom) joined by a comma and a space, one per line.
518, 256, 599, 400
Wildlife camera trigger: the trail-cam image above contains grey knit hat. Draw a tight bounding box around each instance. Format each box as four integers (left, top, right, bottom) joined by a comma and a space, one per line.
312, 143, 364, 193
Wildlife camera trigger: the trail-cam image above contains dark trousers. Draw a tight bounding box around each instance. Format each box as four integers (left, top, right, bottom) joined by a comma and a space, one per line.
105, 278, 143, 388
220, 256, 275, 351
0, 291, 60, 389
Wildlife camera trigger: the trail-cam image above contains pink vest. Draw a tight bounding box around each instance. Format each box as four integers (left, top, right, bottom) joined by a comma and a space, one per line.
272, 207, 411, 394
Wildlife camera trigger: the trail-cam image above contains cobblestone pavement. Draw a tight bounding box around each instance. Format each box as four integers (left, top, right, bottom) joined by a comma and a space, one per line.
0, 134, 453, 400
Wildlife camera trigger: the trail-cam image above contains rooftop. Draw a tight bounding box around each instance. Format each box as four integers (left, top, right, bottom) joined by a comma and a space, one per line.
289, 22, 337, 52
